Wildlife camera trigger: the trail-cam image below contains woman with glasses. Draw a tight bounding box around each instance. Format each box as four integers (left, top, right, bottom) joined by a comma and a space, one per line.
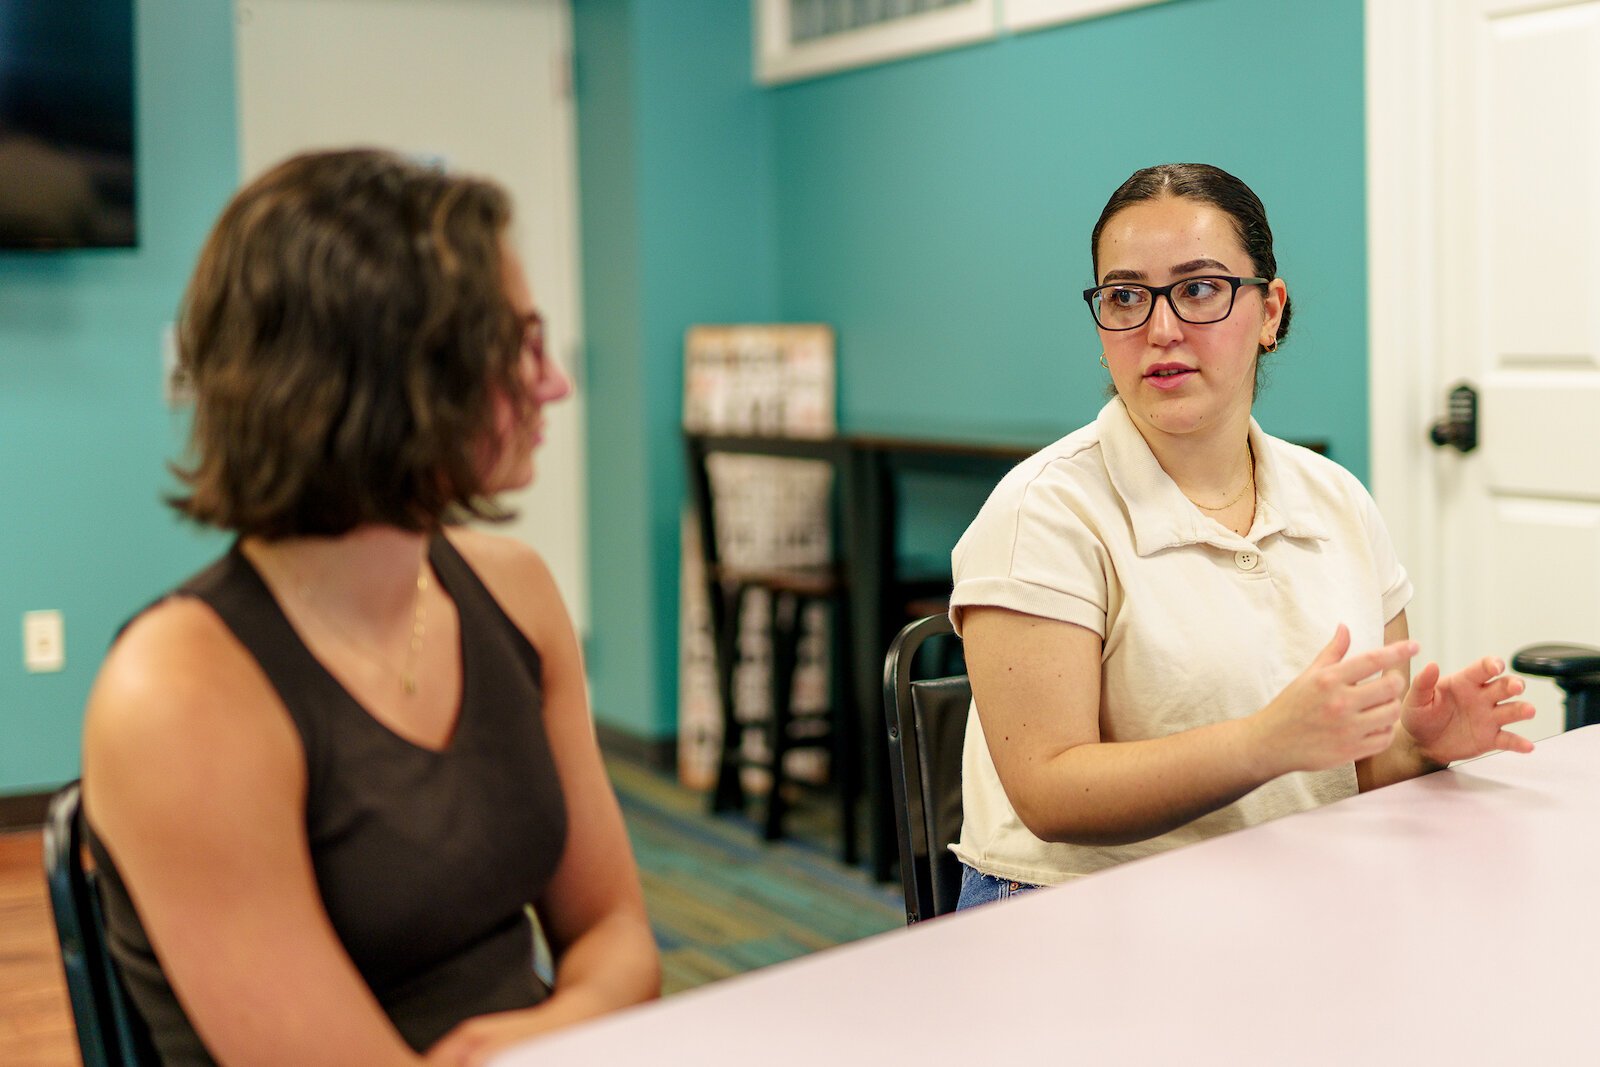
947, 163, 1534, 908
81, 149, 659, 1064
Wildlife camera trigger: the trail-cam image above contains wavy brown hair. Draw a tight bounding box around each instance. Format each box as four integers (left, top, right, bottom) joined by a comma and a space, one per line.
169, 149, 525, 538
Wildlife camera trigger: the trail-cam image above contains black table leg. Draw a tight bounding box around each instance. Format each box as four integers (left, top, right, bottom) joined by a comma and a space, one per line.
842, 446, 896, 882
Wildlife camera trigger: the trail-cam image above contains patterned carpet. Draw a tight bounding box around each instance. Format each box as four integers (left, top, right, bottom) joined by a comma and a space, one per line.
604, 754, 903, 995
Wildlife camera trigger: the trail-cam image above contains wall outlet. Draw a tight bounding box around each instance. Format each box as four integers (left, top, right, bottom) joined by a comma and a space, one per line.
23, 610, 65, 673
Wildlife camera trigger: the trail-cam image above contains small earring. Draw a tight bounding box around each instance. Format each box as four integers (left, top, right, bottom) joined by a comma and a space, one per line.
1099, 353, 1109, 369
1263, 338, 1278, 353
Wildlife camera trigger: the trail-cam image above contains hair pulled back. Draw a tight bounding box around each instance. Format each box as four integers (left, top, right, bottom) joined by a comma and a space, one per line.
1091, 162, 1291, 356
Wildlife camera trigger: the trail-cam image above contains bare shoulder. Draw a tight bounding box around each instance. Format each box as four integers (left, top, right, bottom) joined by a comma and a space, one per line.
443, 527, 570, 644
83, 596, 303, 826
444, 526, 558, 591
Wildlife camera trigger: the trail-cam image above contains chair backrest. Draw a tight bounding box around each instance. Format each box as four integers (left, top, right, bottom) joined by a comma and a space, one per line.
42, 781, 157, 1067
883, 614, 971, 924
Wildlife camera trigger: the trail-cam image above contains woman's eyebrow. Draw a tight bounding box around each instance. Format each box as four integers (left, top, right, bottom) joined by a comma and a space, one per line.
1099, 257, 1233, 284
1170, 257, 1232, 275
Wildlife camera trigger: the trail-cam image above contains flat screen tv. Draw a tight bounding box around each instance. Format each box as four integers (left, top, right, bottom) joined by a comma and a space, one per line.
0, 0, 136, 249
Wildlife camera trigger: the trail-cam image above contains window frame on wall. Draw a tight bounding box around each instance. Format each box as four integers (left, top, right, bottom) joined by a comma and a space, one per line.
753, 0, 997, 85
1002, 0, 1169, 34
753, 0, 1174, 85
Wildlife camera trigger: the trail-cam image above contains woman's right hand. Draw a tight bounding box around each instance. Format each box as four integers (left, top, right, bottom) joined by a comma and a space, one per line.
1250, 624, 1419, 775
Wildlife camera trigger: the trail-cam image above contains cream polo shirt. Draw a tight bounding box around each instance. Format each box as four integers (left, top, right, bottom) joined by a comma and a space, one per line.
949, 398, 1413, 885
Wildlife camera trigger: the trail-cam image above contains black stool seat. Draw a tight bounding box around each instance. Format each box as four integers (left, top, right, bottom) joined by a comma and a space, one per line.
1512, 643, 1600, 680
1513, 642, 1600, 730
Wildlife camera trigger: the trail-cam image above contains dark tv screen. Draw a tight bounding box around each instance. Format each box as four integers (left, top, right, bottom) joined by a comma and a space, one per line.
0, 0, 136, 249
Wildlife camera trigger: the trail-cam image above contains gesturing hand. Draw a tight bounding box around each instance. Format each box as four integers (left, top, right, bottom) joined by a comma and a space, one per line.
1254, 625, 1420, 775
1402, 656, 1537, 766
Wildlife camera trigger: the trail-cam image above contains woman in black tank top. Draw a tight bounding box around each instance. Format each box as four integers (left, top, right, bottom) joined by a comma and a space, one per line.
81, 149, 660, 1066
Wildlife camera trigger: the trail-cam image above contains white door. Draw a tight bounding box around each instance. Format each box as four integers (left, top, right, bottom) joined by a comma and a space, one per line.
234, 0, 589, 629
1369, 0, 1600, 741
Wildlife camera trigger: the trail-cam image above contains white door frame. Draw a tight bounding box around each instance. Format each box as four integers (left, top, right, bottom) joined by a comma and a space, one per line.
1366, 0, 1443, 644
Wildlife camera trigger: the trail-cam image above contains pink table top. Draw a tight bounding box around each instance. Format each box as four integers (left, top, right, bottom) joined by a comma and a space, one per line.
494, 726, 1600, 1065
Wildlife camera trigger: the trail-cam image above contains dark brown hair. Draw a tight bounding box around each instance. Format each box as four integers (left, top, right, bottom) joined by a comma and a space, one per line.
1091, 163, 1292, 363
169, 148, 525, 537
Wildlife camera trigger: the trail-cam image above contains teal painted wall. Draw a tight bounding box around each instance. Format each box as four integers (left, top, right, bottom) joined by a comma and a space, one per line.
575, 0, 777, 737
576, 0, 1363, 742
573, 0, 653, 737
0, 1, 236, 795
771, 0, 1369, 476
0, 2, 1371, 769
770, 0, 1369, 582
575, 0, 1368, 742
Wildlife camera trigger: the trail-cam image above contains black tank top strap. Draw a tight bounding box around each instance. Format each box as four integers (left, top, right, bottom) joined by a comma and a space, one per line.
168, 543, 358, 793
426, 532, 544, 686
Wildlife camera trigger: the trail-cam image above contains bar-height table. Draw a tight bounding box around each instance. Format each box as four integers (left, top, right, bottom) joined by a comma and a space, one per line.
685, 427, 1050, 879
495, 725, 1600, 1065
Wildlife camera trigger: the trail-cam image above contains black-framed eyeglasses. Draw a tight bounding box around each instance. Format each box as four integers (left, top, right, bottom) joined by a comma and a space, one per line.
517, 310, 547, 373
1082, 275, 1269, 331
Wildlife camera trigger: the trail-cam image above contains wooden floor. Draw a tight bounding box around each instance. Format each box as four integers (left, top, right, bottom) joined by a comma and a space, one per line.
0, 831, 77, 1066
0, 754, 900, 1065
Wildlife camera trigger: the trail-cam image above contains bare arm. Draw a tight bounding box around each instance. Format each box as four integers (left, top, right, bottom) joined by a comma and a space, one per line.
1356, 611, 1424, 791
84, 602, 424, 1067
425, 532, 659, 1066
964, 606, 1418, 845
1358, 610, 1536, 790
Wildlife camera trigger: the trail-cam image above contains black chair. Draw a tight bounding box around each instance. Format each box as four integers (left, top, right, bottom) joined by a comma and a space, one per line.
1512, 643, 1600, 730
685, 434, 860, 865
882, 613, 970, 924
42, 781, 157, 1067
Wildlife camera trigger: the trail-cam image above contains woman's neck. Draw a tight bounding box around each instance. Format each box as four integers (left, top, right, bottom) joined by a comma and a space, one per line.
1128, 407, 1255, 506
242, 526, 432, 621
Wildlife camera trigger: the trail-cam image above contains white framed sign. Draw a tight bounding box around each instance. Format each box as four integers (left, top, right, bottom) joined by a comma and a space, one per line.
754, 0, 996, 85
1003, 0, 1172, 33
753, 1, 1182, 84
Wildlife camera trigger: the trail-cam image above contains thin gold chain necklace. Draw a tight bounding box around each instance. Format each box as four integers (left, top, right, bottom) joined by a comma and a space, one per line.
1187, 444, 1256, 512
291, 557, 430, 695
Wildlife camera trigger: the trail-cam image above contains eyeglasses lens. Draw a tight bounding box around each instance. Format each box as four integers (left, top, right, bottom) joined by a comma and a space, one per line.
1092, 277, 1236, 329
1171, 278, 1233, 323
1094, 286, 1151, 330
521, 315, 547, 374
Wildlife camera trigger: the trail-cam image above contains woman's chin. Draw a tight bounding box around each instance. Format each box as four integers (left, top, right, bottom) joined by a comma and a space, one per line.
485, 456, 537, 496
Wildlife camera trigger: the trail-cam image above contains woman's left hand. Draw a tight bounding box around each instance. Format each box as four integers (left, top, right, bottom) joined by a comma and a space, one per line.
1401, 657, 1538, 765
424, 1005, 567, 1067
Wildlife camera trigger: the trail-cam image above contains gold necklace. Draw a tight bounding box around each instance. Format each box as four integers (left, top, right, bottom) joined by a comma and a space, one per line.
1187, 445, 1256, 512
289, 555, 430, 695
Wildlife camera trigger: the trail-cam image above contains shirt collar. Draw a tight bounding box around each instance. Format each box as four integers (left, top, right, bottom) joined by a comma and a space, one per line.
1096, 398, 1331, 556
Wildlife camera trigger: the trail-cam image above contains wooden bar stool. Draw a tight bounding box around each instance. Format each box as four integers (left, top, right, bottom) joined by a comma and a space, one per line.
686, 435, 859, 865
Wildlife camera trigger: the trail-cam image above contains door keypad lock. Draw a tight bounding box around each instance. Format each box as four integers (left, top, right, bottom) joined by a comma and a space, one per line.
1429, 382, 1478, 453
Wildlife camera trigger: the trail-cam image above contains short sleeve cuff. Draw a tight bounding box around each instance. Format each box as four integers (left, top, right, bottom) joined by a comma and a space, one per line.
1382, 568, 1414, 625
949, 576, 1106, 638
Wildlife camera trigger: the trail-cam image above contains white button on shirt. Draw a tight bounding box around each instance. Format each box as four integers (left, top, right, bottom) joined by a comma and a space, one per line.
948, 399, 1413, 885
